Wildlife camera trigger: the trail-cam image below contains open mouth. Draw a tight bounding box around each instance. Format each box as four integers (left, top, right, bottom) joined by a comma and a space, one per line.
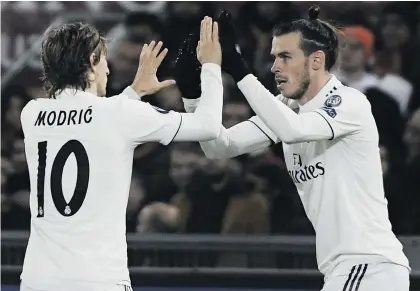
276, 79, 287, 91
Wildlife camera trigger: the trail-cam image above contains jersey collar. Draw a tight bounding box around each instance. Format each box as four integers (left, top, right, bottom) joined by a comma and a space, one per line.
55, 88, 98, 100
299, 74, 343, 112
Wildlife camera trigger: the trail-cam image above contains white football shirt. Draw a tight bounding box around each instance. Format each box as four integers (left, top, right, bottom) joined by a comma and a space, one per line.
20, 63, 223, 289
236, 75, 410, 276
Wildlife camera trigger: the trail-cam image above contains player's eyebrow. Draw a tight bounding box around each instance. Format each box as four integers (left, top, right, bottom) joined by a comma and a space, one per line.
271, 51, 291, 58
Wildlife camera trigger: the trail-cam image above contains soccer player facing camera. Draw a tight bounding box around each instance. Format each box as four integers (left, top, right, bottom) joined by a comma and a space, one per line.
175, 6, 410, 291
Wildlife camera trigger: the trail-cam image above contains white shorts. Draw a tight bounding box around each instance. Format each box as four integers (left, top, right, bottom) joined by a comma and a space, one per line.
321, 262, 410, 291
20, 281, 133, 291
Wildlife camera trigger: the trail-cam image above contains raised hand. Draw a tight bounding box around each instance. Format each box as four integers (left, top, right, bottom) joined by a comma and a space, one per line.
196, 16, 222, 66
131, 41, 176, 95
173, 28, 202, 99
217, 10, 250, 82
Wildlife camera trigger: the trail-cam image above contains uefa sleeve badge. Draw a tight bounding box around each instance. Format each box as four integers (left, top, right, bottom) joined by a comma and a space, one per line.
320, 106, 337, 118
324, 95, 342, 107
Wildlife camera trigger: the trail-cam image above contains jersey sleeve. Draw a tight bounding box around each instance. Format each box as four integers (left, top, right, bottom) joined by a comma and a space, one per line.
182, 99, 277, 159
109, 86, 147, 101
120, 99, 182, 146
247, 115, 281, 144
313, 90, 366, 140
237, 75, 332, 143
237, 75, 367, 143
199, 120, 274, 159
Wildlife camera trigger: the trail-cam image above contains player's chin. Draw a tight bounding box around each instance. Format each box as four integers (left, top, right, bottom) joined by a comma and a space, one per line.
276, 84, 285, 95
277, 82, 291, 97
281, 89, 299, 100
277, 85, 290, 98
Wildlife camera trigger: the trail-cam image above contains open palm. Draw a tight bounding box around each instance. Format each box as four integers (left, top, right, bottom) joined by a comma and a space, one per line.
131, 41, 176, 95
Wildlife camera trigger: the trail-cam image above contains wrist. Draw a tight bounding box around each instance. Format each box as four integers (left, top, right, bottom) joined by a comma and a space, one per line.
201, 62, 222, 68
128, 85, 147, 98
230, 60, 250, 83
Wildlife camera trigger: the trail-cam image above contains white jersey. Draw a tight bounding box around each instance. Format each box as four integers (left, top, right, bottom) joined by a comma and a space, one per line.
20, 63, 223, 290
185, 74, 410, 277
20, 87, 180, 288
237, 75, 410, 276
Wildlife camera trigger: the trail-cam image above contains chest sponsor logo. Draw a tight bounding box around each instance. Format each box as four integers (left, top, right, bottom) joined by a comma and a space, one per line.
288, 154, 325, 184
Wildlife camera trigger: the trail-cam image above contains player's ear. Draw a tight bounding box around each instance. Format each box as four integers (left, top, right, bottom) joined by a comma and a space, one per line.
89, 53, 97, 74
311, 50, 325, 71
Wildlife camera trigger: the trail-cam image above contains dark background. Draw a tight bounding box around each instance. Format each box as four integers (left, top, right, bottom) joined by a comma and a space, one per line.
1, 1, 420, 290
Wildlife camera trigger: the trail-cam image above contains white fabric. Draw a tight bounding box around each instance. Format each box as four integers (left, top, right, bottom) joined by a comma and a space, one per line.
236, 74, 410, 276
322, 262, 409, 291
183, 98, 278, 159
182, 91, 301, 158
175, 63, 223, 141
19, 64, 223, 289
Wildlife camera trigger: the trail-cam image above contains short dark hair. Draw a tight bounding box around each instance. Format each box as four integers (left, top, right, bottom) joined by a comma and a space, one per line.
272, 6, 340, 71
41, 22, 107, 98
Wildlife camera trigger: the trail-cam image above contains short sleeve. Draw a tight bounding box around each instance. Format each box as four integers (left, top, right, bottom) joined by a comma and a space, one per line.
120, 99, 182, 146
313, 89, 368, 140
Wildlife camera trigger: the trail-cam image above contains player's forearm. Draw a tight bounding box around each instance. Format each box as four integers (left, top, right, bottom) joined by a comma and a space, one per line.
174, 63, 223, 141
238, 75, 332, 143
183, 98, 231, 158
194, 63, 224, 132
183, 98, 272, 159
200, 126, 239, 159
204, 122, 272, 159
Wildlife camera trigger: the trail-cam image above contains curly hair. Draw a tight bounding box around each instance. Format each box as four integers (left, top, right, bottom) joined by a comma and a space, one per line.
41, 22, 107, 98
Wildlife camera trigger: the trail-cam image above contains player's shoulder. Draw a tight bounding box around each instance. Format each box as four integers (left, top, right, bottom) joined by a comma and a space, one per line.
334, 85, 370, 107
322, 86, 370, 115
20, 98, 43, 121
114, 96, 167, 114
110, 97, 173, 127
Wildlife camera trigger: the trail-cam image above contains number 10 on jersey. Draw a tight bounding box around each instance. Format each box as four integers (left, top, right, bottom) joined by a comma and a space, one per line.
37, 140, 90, 217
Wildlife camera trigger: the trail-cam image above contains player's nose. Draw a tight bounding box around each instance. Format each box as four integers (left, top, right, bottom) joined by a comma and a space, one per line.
271, 60, 281, 74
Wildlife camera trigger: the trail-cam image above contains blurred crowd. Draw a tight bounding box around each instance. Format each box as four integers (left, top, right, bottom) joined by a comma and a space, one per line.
2, 2, 420, 239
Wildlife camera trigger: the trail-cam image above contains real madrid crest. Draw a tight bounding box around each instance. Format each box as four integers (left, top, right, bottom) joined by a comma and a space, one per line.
65, 206, 72, 215
324, 95, 342, 107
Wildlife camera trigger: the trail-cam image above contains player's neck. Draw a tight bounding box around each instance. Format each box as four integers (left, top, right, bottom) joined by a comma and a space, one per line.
62, 84, 98, 96
299, 72, 332, 106
86, 84, 98, 96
